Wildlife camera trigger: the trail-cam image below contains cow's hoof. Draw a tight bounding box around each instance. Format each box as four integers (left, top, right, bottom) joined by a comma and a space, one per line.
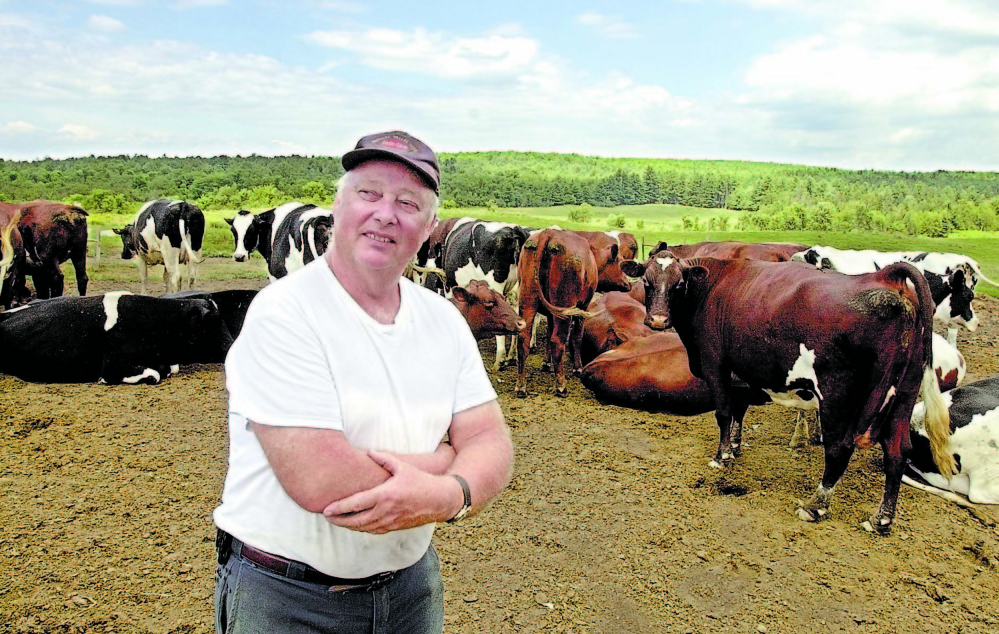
861, 517, 893, 536
708, 460, 725, 470
555, 387, 568, 398
540, 363, 552, 373
795, 506, 827, 523
515, 389, 527, 399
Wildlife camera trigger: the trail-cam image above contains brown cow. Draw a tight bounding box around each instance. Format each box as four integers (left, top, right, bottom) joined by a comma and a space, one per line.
449, 279, 526, 340
16, 200, 90, 299
580, 291, 653, 366
650, 257, 952, 534
649, 240, 808, 262
574, 230, 636, 292
0, 203, 24, 308
580, 332, 770, 415
516, 229, 630, 398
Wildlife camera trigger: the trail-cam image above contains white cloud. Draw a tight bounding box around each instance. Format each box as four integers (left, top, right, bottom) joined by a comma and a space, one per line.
87, 15, 127, 33
315, 1, 366, 12
58, 124, 100, 140
575, 12, 640, 39
3, 121, 39, 134
305, 27, 541, 80
174, 0, 228, 7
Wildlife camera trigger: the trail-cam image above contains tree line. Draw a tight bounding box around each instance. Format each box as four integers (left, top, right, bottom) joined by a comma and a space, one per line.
2, 152, 998, 237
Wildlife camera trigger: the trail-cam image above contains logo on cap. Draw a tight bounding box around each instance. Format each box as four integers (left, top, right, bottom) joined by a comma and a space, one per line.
374, 135, 416, 153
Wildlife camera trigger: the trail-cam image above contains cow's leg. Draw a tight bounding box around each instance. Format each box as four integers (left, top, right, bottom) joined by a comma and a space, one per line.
45, 262, 65, 298
549, 317, 570, 397
136, 259, 149, 295
947, 327, 958, 347
71, 244, 88, 296
568, 316, 586, 376
515, 302, 538, 398
797, 439, 855, 524
862, 419, 910, 535
188, 250, 201, 290
708, 373, 736, 468
163, 246, 182, 294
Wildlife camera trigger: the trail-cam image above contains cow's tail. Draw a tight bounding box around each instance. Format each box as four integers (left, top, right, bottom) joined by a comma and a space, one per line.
0, 210, 20, 282
891, 262, 954, 477
526, 231, 595, 320
976, 269, 999, 288
179, 219, 206, 264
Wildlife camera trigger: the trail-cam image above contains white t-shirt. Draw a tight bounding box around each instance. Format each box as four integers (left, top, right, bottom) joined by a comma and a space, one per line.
213, 259, 497, 578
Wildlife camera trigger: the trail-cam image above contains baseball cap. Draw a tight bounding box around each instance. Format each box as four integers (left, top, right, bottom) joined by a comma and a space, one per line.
341, 131, 441, 195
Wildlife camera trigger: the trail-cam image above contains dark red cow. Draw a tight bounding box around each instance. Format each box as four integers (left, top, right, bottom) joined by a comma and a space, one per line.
0, 203, 25, 309
651, 240, 809, 262
516, 229, 630, 398
449, 279, 526, 340
16, 200, 90, 299
581, 332, 770, 415
580, 291, 653, 366
646, 257, 952, 534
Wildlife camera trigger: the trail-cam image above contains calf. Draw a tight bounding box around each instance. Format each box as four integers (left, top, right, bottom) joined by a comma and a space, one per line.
516, 229, 630, 397
225, 202, 334, 280
115, 199, 205, 294
0, 292, 235, 384
0, 204, 24, 308
16, 200, 90, 299
442, 220, 531, 368
448, 280, 526, 340
651, 257, 952, 534
905, 374, 999, 506
580, 291, 653, 366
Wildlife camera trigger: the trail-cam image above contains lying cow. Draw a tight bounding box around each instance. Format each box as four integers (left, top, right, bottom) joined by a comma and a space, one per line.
580, 291, 653, 366
225, 201, 334, 280
115, 200, 205, 294
905, 374, 999, 506
449, 280, 526, 340
640, 256, 952, 534
653, 240, 809, 263
15, 200, 90, 299
793, 245, 996, 345
0, 292, 235, 384
160, 289, 259, 341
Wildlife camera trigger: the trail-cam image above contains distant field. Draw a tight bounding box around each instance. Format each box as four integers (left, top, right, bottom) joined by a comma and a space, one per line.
83, 203, 999, 299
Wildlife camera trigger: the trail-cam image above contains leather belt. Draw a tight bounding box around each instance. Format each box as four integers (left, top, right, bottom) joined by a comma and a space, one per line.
221, 530, 396, 592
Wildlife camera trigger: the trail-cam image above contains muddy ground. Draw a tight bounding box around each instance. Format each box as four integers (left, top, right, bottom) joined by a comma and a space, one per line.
2, 258, 999, 634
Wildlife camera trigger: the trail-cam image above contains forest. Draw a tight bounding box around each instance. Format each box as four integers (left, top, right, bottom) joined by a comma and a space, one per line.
2, 151, 999, 238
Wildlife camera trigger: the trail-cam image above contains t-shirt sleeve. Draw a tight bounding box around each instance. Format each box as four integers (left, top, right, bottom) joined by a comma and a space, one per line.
447, 305, 499, 415
225, 304, 343, 431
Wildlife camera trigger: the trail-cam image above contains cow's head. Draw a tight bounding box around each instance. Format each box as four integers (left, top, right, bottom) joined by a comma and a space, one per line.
620, 254, 679, 330
450, 280, 526, 340
943, 268, 979, 331
592, 243, 632, 293
114, 225, 136, 260
225, 210, 262, 262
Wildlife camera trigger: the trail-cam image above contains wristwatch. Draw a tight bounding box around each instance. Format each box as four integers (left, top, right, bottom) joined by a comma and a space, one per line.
447, 474, 472, 523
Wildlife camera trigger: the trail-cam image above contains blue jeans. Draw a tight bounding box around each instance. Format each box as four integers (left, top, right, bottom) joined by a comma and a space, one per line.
215, 543, 444, 634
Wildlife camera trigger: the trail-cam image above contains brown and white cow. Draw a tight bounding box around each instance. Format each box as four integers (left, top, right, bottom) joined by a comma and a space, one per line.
0, 203, 24, 308
640, 256, 952, 534
515, 228, 630, 398
580, 291, 653, 366
449, 279, 526, 340
15, 200, 90, 299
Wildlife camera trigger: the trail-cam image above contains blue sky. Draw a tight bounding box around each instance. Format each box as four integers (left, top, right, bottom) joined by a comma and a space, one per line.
2, 0, 999, 171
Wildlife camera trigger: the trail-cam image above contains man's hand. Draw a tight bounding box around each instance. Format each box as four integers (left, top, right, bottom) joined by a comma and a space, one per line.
323, 450, 462, 534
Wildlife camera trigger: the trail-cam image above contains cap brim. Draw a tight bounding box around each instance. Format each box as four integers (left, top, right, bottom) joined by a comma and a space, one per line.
342, 148, 439, 195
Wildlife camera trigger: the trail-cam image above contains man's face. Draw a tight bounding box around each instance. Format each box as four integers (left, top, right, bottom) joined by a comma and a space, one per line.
332, 160, 437, 275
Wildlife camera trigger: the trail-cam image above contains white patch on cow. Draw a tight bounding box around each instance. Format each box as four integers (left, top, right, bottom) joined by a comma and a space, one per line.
102, 291, 132, 331
169, 365, 180, 375
269, 201, 308, 246
912, 403, 999, 504
479, 221, 520, 234
284, 233, 306, 273
765, 390, 820, 411
905, 278, 915, 292
783, 344, 823, 400
934, 295, 979, 332
231, 213, 254, 260
933, 332, 966, 386
879, 386, 897, 412
655, 256, 675, 271
122, 368, 162, 384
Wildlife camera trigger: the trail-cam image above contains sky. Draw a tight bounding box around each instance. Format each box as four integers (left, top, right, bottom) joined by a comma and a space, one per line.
2, 0, 999, 172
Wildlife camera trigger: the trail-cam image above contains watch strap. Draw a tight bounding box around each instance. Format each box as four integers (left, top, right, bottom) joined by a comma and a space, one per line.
447, 474, 472, 523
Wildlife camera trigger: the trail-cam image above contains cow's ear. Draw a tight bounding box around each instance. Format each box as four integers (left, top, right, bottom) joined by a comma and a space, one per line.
686, 265, 709, 283
113, 228, 124, 235
620, 260, 645, 277
224, 217, 234, 226
451, 286, 473, 304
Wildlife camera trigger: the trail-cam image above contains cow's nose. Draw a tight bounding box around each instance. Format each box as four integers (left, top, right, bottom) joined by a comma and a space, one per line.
516, 319, 527, 330
647, 315, 668, 330
234, 255, 246, 262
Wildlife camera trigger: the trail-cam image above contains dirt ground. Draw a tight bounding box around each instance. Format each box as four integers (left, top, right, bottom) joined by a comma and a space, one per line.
2, 258, 999, 634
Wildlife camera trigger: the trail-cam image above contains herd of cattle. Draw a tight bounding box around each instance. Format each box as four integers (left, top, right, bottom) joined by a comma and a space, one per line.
1, 198, 997, 533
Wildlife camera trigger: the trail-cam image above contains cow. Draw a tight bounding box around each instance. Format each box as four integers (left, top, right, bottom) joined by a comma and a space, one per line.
644, 257, 952, 534
515, 228, 631, 398
15, 200, 90, 299
905, 374, 999, 506
793, 245, 996, 345
441, 220, 531, 369
0, 292, 236, 384
580, 291, 653, 366
0, 204, 24, 309
448, 279, 526, 340
114, 200, 205, 295
576, 230, 639, 262
409, 216, 468, 292
225, 202, 334, 281
652, 240, 809, 263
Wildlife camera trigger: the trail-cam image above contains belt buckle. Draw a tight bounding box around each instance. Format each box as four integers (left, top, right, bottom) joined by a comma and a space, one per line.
327, 571, 395, 594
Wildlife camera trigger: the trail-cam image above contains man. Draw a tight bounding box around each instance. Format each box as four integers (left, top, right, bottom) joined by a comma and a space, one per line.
214, 131, 514, 634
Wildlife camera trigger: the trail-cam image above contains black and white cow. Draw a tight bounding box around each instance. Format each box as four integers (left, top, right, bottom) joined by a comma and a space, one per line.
160, 289, 259, 340
225, 201, 333, 280
0, 292, 235, 384
792, 246, 995, 345
441, 220, 531, 368
114, 200, 205, 295
905, 374, 999, 506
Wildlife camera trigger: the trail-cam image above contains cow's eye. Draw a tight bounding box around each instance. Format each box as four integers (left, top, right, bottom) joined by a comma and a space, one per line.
483, 302, 495, 308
